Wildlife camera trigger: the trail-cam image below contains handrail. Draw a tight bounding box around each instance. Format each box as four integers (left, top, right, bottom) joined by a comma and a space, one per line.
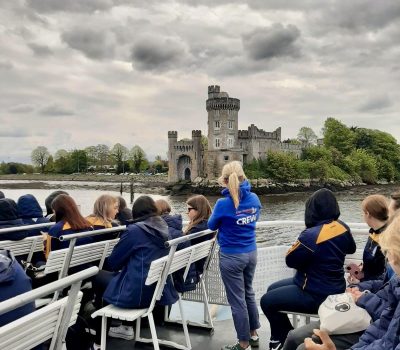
0, 267, 99, 316
59, 225, 126, 241
0, 222, 55, 235
164, 229, 216, 248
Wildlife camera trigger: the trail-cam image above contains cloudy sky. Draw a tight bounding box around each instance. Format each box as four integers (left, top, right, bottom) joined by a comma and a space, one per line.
1, 0, 400, 163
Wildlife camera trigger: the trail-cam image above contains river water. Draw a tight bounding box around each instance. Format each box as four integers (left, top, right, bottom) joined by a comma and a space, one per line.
1, 180, 399, 247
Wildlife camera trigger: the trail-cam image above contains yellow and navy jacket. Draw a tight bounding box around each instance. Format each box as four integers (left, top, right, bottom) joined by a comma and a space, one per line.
85, 216, 120, 242
48, 220, 93, 251
362, 225, 387, 282
286, 189, 356, 297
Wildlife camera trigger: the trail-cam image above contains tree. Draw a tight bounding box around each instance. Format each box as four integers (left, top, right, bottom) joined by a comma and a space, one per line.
95, 144, 110, 170
70, 150, 88, 173
297, 127, 317, 147
130, 145, 146, 173
111, 143, 128, 174
31, 146, 50, 173
323, 118, 355, 155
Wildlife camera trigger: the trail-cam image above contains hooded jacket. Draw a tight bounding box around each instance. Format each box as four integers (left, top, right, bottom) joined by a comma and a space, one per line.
362, 225, 387, 282
208, 180, 262, 254
103, 216, 178, 308
351, 276, 400, 350
17, 194, 50, 237
0, 250, 34, 326
0, 198, 27, 241
286, 189, 356, 297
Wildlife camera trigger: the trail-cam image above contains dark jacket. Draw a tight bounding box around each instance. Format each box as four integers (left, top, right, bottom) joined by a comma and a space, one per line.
362, 225, 387, 282
0, 198, 27, 241
162, 214, 199, 293
116, 208, 133, 226
17, 194, 50, 237
286, 189, 356, 297
103, 216, 178, 308
48, 221, 93, 251
187, 220, 213, 276
0, 250, 34, 326
351, 276, 400, 350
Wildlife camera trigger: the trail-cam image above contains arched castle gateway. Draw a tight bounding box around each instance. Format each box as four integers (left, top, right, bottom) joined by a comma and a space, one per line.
168, 85, 302, 182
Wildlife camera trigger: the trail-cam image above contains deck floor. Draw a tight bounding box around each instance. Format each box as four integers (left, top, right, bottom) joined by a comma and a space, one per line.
108, 316, 271, 349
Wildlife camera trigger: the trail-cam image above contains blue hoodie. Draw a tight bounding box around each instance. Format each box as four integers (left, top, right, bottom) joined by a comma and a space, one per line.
103, 216, 178, 308
208, 180, 261, 254
17, 194, 50, 237
0, 250, 34, 326
0, 198, 27, 241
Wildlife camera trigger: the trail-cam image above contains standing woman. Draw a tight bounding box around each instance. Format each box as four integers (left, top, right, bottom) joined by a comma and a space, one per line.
208, 161, 262, 350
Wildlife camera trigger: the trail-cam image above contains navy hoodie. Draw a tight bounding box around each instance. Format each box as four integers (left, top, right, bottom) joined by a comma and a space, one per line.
0, 198, 27, 241
0, 250, 34, 326
286, 189, 357, 297
17, 194, 50, 237
103, 216, 178, 308
208, 180, 261, 254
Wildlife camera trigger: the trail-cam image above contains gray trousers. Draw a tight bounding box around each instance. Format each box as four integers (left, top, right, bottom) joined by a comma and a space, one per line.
220, 250, 260, 341
282, 321, 363, 350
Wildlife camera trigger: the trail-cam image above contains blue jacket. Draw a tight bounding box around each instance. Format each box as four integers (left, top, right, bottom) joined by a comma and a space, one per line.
162, 214, 199, 293
48, 221, 93, 251
362, 225, 387, 282
103, 216, 178, 308
286, 189, 356, 297
352, 277, 400, 350
0, 198, 27, 241
17, 194, 50, 237
0, 250, 34, 326
208, 180, 261, 254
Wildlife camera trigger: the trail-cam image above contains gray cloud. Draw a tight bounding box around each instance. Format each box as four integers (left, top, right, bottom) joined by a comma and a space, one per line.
9, 104, 36, 114
61, 27, 116, 60
131, 35, 187, 72
39, 104, 75, 117
0, 129, 30, 138
358, 95, 393, 113
27, 0, 115, 13
243, 24, 301, 61
0, 60, 13, 70
28, 43, 53, 56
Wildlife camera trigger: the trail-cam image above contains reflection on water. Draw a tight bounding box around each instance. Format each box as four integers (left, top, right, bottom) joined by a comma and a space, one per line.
1, 184, 387, 247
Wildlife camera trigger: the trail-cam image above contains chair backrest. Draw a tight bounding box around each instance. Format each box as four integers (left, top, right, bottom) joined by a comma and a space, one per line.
44, 238, 119, 275
0, 293, 82, 350
0, 235, 44, 258
0, 266, 98, 350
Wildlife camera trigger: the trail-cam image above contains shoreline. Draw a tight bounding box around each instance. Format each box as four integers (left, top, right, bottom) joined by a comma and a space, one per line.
1, 174, 399, 197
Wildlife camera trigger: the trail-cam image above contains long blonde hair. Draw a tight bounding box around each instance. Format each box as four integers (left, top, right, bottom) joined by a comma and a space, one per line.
218, 161, 246, 208
88, 194, 118, 226
184, 195, 212, 234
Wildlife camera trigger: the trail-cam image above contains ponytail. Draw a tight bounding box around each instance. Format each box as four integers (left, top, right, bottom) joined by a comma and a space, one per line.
228, 172, 240, 208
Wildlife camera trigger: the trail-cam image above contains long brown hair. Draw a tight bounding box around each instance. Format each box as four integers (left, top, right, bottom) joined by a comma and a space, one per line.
184, 195, 212, 234
52, 194, 91, 230
362, 194, 389, 222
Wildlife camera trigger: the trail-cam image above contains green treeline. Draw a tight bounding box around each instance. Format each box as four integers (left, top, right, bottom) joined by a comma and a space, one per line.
244, 118, 400, 184
0, 143, 168, 175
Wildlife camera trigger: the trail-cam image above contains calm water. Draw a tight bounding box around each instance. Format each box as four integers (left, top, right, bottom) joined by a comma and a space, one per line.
2, 181, 397, 247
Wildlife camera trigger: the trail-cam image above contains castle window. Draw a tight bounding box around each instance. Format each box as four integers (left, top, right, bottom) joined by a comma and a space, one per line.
224, 155, 229, 161
215, 121, 220, 129
228, 137, 234, 147
228, 120, 234, 129
215, 138, 220, 148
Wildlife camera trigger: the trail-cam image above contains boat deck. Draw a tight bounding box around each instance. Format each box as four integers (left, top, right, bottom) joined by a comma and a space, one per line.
108, 316, 271, 349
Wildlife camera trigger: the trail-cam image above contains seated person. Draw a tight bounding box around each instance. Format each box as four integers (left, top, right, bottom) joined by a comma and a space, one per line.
298, 213, 400, 350
388, 191, 400, 219
47, 194, 93, 252
260, 189, 356, 350
91, 196, 178, 347
0, 191, 4, 199
44, 190, 68, 221
86, 194, 120, 242
115, 196, 133, 225
17, 194, 51, 237
0, 198, 27, 241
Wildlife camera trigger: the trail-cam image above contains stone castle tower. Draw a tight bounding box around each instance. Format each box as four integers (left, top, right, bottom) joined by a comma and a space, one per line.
167, 85, 302, 182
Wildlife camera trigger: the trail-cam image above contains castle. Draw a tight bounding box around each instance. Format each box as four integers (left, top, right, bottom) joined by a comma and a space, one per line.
168, 85, 302, 182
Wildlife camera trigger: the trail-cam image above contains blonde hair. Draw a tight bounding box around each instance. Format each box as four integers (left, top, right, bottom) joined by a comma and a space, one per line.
380, 213, 400, 263
184, 195, 212, 234
362, 194, 389, 222
155, 199, 171, 215
88, 194, 118, 225
218, 161, 246, 208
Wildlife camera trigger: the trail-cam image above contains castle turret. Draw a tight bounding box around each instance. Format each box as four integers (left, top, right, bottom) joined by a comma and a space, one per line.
167, 131, 178, 182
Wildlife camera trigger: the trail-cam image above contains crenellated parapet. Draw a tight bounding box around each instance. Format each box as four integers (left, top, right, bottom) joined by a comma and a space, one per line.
168, 131, 178, 138
206, 97, 240, 111
192, 130, 202, 138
